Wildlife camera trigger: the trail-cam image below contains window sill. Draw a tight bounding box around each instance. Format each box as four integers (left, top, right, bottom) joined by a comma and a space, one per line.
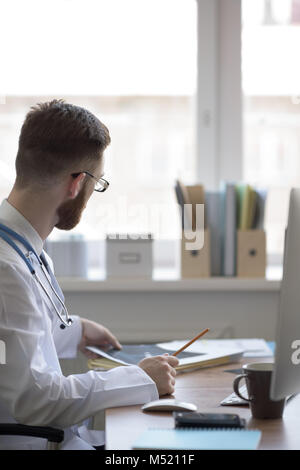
58, 266, 281, 293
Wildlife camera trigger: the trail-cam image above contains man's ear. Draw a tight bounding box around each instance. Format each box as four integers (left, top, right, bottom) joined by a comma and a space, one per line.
68, 173, 86, 199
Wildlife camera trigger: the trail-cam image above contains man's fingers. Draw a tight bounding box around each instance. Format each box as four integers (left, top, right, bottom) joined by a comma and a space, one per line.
169, 375, 176, 386
112, 338, 122, 350
169, 367, 177, 377
166, 355, 180, 367
105, 332, 122, 350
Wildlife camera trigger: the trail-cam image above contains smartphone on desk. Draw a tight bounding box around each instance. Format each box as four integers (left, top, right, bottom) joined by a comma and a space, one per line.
173, 412, 246, 429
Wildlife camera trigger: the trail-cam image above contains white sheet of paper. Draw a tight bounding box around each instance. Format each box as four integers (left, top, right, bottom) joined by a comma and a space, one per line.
157, 338, 273, 358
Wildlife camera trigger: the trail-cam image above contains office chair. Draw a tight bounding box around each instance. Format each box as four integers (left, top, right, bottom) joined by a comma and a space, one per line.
0, 423, 64, 450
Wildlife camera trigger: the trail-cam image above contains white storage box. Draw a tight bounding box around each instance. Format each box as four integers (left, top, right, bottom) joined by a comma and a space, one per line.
106, 234, 153, 278
44, 237, 88, 278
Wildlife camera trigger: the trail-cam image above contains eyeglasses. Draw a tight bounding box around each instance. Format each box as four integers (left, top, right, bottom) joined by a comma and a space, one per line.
71, 171, 109, 193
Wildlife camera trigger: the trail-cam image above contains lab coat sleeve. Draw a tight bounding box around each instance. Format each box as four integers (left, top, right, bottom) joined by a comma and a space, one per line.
0, 263, 159, 429
52, 315, 82, 359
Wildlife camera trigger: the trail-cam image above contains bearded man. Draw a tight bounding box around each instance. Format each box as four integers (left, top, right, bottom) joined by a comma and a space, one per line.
0, 100, 178, 450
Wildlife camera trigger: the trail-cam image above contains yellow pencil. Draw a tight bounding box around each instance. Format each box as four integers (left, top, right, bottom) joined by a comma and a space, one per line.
172, 328, 210, 357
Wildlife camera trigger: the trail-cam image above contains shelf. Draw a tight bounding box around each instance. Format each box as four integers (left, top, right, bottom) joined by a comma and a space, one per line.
58, 267, 281, 293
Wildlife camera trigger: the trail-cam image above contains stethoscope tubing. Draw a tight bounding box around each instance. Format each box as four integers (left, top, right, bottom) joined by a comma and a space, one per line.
33, 271, 72, 328
0, 223, 72, 328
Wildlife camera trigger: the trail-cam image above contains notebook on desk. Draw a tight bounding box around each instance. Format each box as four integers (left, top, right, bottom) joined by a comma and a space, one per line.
86, 342, 244, 372
132, 428, 262, 450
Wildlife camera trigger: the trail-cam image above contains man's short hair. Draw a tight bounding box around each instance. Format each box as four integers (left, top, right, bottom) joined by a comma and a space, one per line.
15, 99, 111, 188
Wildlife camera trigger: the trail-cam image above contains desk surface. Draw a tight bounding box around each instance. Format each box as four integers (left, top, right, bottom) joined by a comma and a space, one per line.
105, 359, 300, 450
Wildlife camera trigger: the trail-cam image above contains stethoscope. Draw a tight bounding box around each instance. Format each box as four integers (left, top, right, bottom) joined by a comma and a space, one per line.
0, 222, 72, 329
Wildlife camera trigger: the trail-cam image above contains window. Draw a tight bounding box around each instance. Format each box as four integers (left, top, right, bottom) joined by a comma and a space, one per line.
242, 0, 300, 261
3, 0, 295, 273
0, 0, 197, 242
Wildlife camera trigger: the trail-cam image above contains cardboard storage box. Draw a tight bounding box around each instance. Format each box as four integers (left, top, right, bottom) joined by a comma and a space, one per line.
181, 229, 211, 278
237, 230, 266, 278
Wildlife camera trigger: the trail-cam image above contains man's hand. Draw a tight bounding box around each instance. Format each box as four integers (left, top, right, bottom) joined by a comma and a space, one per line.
138, 354, 179, 396
78, 318, 122, 359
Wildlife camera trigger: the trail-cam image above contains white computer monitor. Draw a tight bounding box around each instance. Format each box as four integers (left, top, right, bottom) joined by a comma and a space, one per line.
271, 188, 300, 400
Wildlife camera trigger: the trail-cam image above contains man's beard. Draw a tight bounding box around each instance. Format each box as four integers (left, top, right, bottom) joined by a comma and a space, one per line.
55, 183, 88, 230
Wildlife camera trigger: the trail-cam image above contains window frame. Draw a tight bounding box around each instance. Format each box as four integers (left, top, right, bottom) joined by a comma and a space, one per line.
196, 0, 242, 190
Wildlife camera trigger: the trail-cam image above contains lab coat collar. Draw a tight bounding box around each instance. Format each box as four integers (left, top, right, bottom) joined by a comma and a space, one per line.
0, 199, 44, 256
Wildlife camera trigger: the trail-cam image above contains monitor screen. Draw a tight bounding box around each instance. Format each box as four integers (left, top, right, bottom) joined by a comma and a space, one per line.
271, 188, 300, 400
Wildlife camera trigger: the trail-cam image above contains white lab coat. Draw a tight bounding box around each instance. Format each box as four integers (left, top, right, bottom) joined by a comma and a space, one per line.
0, 199, 158, 450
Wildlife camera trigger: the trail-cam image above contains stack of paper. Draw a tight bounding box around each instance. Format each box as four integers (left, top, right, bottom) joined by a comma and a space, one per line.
87, 344, 199, 370
157, 338, 274, 359
87, 341, 244, 372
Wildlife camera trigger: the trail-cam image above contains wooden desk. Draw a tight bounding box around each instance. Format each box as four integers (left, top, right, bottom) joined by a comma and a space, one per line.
105, 360, 300, 450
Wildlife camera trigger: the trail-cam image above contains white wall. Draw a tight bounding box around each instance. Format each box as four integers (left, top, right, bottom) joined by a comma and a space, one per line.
64, 288, 279, 343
